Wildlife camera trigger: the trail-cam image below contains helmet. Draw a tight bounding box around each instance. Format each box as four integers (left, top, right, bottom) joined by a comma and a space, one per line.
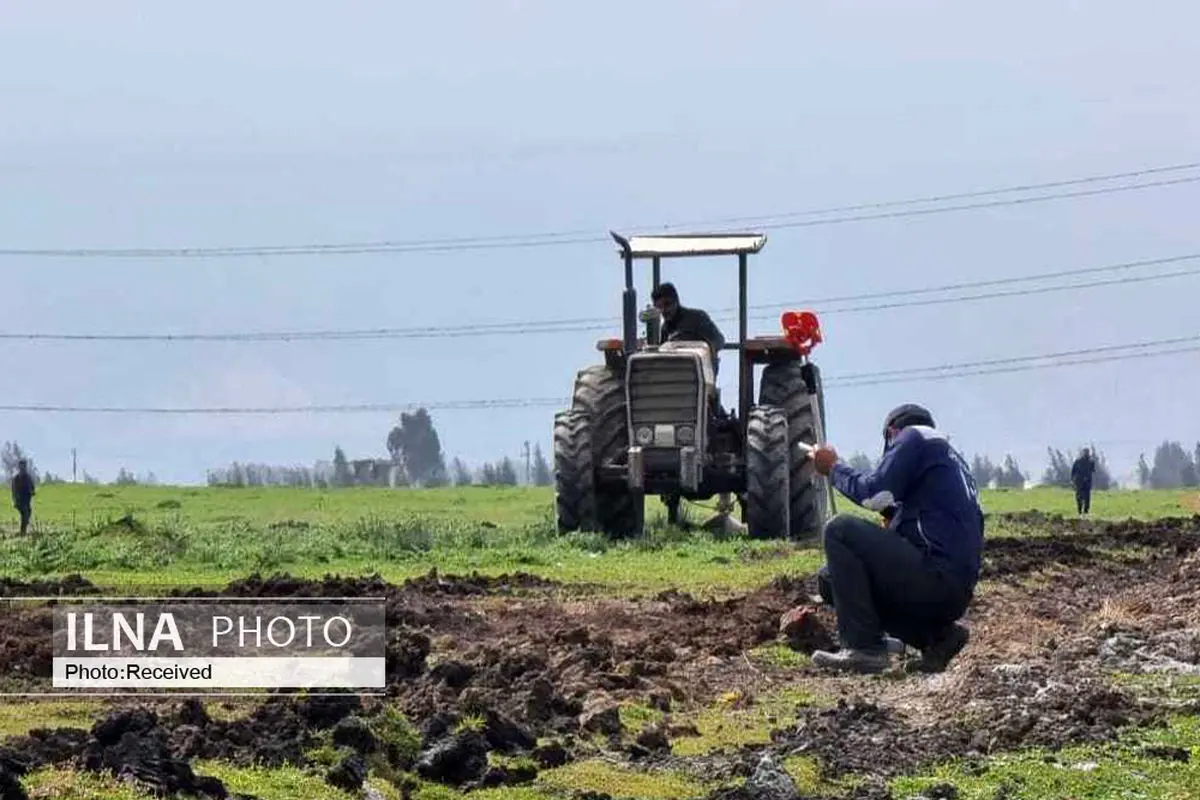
882, 403, 935, 453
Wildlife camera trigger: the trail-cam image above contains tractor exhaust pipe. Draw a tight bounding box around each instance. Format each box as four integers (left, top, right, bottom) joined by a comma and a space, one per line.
623, 287, 638, 354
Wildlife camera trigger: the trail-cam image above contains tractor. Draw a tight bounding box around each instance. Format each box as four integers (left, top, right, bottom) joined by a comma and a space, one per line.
553, 231, 835, 540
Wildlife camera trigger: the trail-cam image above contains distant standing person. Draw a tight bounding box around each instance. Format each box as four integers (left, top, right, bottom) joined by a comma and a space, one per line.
11, 459, 35, 534
1071, 448, 1096, 516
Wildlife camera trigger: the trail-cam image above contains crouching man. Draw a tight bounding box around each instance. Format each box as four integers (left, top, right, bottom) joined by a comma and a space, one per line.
807, 404, 984, 674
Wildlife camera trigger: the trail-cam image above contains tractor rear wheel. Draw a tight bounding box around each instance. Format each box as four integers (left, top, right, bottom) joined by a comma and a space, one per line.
571, 365, 640, 538
553, 409, 596, 533
759, 361, 830, 541
744, 406, 790, 539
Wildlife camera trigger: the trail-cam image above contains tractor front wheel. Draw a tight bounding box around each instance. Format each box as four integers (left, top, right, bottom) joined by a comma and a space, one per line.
571, 365, 641, 538
743, 406, 791, 539
553, 409, 597, 533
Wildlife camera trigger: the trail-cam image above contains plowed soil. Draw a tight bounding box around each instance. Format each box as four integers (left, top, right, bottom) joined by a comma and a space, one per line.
690, 513, 1200, 796
0, 512, 1197, 797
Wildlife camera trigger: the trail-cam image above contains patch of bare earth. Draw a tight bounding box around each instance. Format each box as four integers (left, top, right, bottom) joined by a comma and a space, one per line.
691, 514, 1200, 798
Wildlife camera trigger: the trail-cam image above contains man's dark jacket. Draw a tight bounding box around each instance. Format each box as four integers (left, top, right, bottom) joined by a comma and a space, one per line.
662, 306, 726, 354
11, 472, 34, 508
830, 425, 985, 593
1071, 455, 1096, 489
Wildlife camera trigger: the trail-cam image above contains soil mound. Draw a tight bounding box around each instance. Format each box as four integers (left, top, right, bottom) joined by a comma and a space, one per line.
0, 708, 256, 799
982, 514, 1200, 578
391, 572, 823, 747
0, 575, 97, 597
170, 569, 562, 599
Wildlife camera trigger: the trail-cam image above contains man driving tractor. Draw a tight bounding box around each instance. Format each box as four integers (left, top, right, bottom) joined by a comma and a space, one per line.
651, 282, 726, 370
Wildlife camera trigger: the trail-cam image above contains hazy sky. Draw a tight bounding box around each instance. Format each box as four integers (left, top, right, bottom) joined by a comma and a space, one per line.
2, 1, 1198, 485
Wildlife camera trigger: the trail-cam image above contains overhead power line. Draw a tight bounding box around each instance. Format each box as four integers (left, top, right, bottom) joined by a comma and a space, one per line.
1, 161, 1199, 259
765, 260, 1200, 321
0, 398, 563, 415
5, 252, 1199, 342
751, 175, 1200, 233
827, 334, 1200, 384
829, 343, 1200, 389
659, 160, 1200, 227
1, 333, 1195, 414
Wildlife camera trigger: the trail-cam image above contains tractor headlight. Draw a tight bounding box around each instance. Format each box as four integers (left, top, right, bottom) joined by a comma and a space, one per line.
635, 426, 654, 445
676, 425, 695, 445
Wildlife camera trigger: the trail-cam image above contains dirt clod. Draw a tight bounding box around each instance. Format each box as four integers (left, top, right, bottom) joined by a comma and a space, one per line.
79, 710, 241, 799
326, 752, 368, 792
0, 765, 28, 800
779, 606, 837, 653
533, 742, 570, 768
431, 659, 475, 688
635, 724, 671, 753
1143, 745, 1190, 762
482, 709, 537, 753
415, 730, 489, 786
332, 716, 378, 755
743, 754, 800, 800
477, 763, 539, 788
579, 698, 623, 737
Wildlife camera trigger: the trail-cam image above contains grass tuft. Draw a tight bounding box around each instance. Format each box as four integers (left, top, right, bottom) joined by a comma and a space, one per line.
537, 760, 708, 799
671, 687, 817, 757
891, 715, 1200, 800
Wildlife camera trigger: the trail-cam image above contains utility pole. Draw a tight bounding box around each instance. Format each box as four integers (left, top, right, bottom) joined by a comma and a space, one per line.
523, 441, 531, 485
72, 448, 77, 483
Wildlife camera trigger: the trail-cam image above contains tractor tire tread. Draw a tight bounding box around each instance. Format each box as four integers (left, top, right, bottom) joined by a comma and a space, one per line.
744, 406, 791, 539
553, 409, 596, 533
759, 361, 830, 541
571, 365, 639, 538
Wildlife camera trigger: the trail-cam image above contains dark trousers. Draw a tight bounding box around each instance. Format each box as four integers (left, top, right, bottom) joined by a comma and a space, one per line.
16, 504, 31, 534
821, 514, 971, 651
1075, 484, 1091, 515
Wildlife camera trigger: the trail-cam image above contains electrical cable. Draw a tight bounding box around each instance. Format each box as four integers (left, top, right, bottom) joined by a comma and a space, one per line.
2, 163, 1198, 259
4, 253, 1198, 342
2, 334, 1196, 414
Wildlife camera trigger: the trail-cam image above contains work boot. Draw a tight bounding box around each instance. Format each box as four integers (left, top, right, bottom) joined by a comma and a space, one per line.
906, 623, 970, 674
811, 647, 890, 674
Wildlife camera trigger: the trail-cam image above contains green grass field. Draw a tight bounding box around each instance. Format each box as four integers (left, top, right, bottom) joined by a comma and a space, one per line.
4, 483, 1195, 593
1, 484, 1198, 799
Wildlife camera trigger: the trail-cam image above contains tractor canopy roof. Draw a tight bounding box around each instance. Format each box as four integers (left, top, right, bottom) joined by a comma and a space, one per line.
610, 231, 766, 260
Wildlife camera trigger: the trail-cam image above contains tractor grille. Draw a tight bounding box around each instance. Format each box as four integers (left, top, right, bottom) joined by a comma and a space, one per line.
627, 356, 701, 428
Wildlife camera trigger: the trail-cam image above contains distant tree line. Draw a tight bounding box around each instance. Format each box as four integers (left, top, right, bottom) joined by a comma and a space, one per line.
205, 408, 553, 489
846, 448, 1035, 489
1, 442, 36, 482
1, 440, 146, 486
1136, 440, 1200, 489
843, 439, 1200, 491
